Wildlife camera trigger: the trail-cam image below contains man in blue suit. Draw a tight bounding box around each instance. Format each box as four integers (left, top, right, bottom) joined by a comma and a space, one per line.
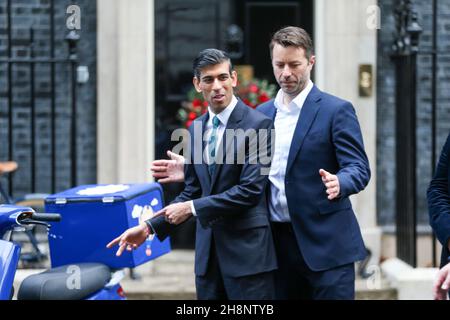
107, 49, 277, 300
256, 26, 370, 300
427, 133, 450, 300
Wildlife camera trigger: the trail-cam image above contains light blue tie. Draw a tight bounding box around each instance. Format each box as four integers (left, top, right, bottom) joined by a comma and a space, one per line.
208, 116, 220, 176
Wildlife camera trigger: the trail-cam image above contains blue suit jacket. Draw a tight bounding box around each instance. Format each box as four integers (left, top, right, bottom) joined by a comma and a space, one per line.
151, 100, 277, 278
257, 85, 370, 271
427, 132, 450, 267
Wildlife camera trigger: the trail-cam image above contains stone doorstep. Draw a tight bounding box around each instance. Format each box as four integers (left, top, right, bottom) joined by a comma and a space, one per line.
381, 257, 439, 300
121, 250, 195, 299
123, 280, 397, 300
12, 250, 396, 300
121, 276, 196, 300
123, 250, 397, 300
355, 278, 397, 300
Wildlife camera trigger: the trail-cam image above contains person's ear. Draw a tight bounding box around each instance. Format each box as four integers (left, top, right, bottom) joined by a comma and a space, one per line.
231, 70, 238, 87
193, 77, 202, 93
309, 55, 316, 67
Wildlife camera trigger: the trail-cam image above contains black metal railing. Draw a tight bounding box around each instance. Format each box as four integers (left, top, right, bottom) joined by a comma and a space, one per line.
1, 0, 80, 198
430, 0, 438, 269
392, 0, 449, 268
392, 0, 422, 267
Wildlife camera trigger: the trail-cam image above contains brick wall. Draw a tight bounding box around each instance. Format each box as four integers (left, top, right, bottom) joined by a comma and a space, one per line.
377, 0, 450, 228
0, 0, 96, 198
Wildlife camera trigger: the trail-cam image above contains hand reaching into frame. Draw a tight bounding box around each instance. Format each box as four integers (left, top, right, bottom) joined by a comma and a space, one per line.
433, 262, 450, 300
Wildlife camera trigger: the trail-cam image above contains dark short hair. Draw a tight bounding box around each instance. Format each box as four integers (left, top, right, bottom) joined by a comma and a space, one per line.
193, 48, 233, 79
269, 26, 314, 59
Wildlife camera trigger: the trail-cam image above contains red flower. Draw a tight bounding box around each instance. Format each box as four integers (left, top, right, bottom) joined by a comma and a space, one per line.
192, 98, 202, 107
186, 120, 193, 128
243, 98, 251, 106
259, 93, 270, 103
188, 112, 197, 120
249, 84, 259, 93
203, 100, 209, 107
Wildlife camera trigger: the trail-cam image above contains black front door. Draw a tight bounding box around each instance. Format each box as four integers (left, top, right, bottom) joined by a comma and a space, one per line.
154, 0, 233, 248
234, 0, 314, 80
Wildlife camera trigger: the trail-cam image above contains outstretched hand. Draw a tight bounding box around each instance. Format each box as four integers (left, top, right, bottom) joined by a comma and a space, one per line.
106, 222, 150, 256
151, 150, 185, 184
319, 169, 340, 200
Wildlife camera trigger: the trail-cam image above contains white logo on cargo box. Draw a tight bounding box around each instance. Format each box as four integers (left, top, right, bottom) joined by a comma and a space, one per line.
131, 204, 156, 242
76, 184, 130, 196
131, 205, 144, 219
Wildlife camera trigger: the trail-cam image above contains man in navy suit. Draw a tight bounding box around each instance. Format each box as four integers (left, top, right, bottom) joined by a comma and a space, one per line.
254, 26, 370, 300
427, 133, 450, 300
107, 49, 277, 300
150, 27, 370, 300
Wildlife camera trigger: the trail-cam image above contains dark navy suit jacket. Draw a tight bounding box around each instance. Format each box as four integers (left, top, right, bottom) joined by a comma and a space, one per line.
151, 100, 277, 278
427, 132, 450, 267
257, 85, 370, 271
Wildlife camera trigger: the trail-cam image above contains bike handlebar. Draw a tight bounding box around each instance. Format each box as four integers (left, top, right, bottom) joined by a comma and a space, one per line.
30, 213, 61, 222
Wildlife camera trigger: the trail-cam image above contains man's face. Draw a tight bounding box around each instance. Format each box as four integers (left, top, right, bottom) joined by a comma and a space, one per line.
193, 61, 237, 114
271, 43, 315, 98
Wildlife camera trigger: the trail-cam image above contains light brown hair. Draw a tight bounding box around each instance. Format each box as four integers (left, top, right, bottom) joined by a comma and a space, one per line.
270, 26, 314, 59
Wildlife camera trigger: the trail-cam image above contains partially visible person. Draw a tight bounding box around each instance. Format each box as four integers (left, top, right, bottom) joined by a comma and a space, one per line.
433, 263, 450, 300
427, 132, 450, 300
256, 26, 370, 300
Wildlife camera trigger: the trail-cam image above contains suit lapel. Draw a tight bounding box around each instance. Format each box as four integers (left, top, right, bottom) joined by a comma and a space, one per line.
209, 101, 245, 193
286, 86, 322, 174
266, 102, 277, 120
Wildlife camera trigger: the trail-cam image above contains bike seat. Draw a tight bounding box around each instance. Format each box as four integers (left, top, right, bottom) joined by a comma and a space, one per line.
18, 263, 111, 300
0, 161, 18, 175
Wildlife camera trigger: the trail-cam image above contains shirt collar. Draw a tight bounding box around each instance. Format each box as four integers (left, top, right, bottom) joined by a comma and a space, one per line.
274, 80, 314, 112
207, 95, 238, 127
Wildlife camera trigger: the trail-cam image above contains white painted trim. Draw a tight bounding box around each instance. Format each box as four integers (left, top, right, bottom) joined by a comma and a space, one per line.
313, 0, 326, 90
97, 0, 155, 184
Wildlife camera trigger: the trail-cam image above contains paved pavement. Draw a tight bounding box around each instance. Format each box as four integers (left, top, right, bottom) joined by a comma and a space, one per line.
12, 248, 395, 300
121, 249, 196, 300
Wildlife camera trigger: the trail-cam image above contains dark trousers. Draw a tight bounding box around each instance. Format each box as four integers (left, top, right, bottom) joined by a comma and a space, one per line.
195, 242, 275, 300
271, 222, 355, 300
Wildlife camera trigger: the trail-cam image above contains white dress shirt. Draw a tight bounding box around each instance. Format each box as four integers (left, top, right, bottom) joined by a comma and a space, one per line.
268, 80, 314, 222
190, 95, 238, 216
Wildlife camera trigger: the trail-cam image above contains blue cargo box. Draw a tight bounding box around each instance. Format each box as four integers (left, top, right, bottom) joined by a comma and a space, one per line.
45, 183, 171, 269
